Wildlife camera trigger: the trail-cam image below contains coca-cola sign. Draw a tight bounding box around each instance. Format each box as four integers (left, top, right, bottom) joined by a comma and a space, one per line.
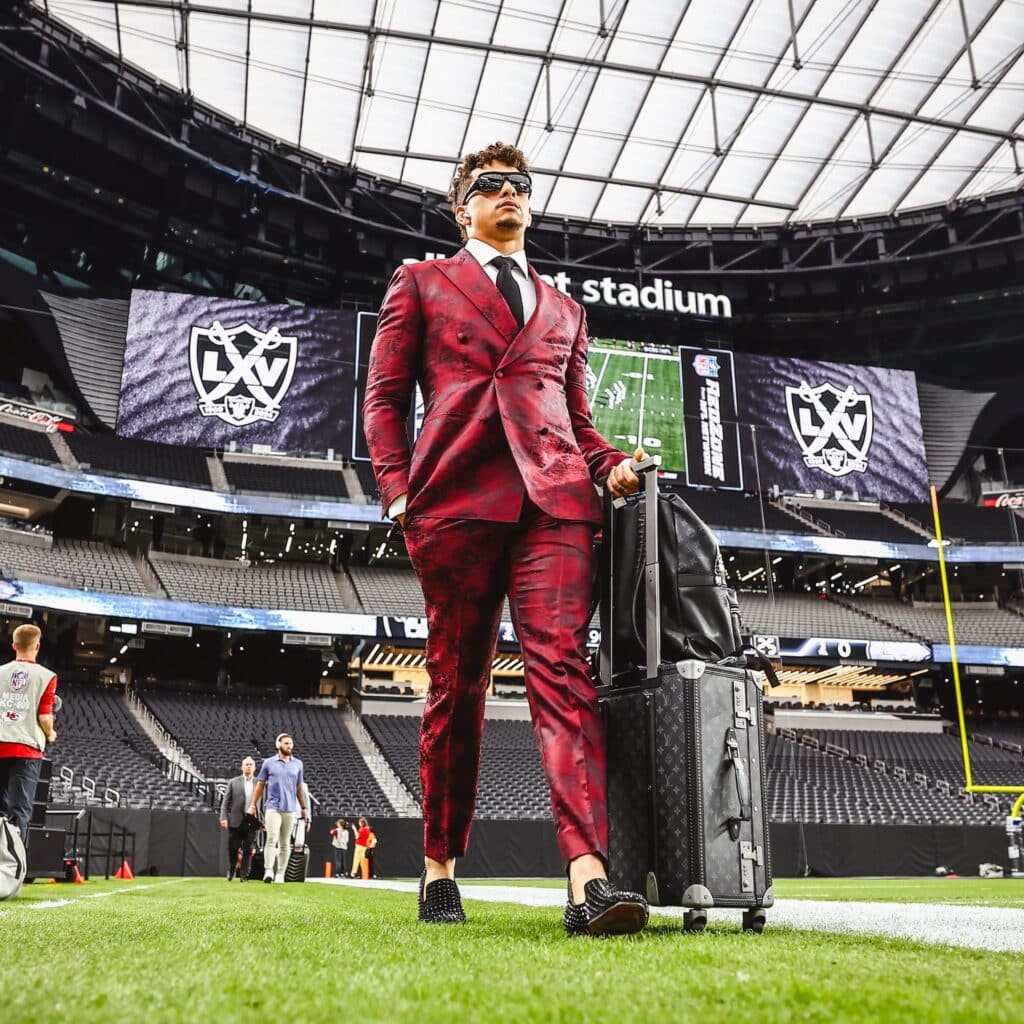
981, 491, 1024, 509
0, 400, 69, 433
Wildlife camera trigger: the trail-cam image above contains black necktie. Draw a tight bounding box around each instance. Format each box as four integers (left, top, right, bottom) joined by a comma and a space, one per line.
491, 256, 525, 331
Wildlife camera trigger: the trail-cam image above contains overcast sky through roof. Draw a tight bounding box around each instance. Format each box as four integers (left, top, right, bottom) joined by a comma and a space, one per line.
35, 0, 1024, 227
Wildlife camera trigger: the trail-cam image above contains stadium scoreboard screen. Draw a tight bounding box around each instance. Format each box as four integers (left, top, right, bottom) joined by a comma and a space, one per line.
116, 290, 358, 452
113, 291, 928, 503
680, 347, 928, 502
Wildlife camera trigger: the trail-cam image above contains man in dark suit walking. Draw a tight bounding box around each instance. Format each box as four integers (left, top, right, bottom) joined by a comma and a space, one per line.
363, 141, 648, 935
219, 755, 258, 881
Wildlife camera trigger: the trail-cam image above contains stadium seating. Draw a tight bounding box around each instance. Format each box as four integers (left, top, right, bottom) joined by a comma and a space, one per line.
0, 421, 59, 463
349, 564, 513, 620
792, 728, 1024, 795
766, 732, 1002, 824
138, 691, 395, 817
846, 598, 1024, 645
149, 551, 346, 612
0, 532, 148, 595
798, 506, 926, 543
736, 592, 911, 640
969, 720, 1024, 752
353, 462, 377, 501
896, 501, 1022, 543
672, 487, 814, 534
49, 683, 210, 811
223, 460, 350, 499
364, 714, 552, 819
349, 565, 425, 616
66, 432, 212, 488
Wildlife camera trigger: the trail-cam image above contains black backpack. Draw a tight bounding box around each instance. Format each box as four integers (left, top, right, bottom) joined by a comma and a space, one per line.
595, 487, 777, 687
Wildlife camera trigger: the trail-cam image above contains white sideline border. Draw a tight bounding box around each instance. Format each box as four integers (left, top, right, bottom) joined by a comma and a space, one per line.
313, 877, 1024, 953
26, 877, 194, 910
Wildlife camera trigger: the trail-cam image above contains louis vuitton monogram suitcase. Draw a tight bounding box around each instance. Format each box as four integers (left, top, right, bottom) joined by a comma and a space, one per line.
597, 459, 773, 932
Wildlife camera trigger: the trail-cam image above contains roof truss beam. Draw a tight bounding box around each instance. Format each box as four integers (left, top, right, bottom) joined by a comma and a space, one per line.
353, 145, 797, 211
91, 0, 1024, 146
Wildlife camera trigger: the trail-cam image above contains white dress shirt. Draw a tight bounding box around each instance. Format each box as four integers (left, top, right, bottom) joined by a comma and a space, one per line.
386, 240, 537, 521
464, 237, 538, 324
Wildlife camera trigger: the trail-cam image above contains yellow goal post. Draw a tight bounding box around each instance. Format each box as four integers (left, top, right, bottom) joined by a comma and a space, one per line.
929, 484, 1024, 814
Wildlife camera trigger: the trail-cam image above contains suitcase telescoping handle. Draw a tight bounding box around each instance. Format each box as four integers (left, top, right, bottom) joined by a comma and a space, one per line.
612, 456, 660, 682
725, 727, 753, 841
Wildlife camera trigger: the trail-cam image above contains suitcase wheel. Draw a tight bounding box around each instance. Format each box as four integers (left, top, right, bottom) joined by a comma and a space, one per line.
683, 910, 707, 934
742, 908, 766, 934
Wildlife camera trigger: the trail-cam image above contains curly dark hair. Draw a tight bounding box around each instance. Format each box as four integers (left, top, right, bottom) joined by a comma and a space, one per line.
448, 141, 530, 241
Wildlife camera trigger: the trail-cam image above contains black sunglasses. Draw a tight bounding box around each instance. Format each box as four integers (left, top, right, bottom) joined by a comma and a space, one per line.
463, 172, 533, 202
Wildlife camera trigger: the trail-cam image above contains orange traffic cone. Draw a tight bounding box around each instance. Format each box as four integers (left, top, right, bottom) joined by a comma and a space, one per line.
324, 861, 333, 878
114, 860, 134, 880
72, 864, 84, 884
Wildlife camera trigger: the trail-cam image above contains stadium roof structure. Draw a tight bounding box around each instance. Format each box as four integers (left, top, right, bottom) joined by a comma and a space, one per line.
28, 0, 1024, 230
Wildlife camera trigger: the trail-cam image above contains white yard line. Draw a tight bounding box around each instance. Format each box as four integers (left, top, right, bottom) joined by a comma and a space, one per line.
29, 877, 194, 910
312, 878, 1024, 952
588, 351, 612, 406
590, 348, 678, 362
635, 355, 650, 445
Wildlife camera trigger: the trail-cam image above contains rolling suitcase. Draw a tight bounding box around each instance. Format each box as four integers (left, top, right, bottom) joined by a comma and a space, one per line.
285, 818, 310, 883
597, 458, 774, 932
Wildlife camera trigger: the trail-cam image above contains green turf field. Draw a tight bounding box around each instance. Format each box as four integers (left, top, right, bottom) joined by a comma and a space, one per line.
587, 340, 685, 471
2, 877, 1021, 1024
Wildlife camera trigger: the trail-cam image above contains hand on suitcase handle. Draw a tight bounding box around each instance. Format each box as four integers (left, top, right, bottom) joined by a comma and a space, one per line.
607, 447, 650, 500
609, 449, 660, 509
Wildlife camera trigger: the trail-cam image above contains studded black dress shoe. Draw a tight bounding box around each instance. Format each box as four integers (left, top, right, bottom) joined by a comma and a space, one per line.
418, 871, 467, 924
564, 878, 649, 936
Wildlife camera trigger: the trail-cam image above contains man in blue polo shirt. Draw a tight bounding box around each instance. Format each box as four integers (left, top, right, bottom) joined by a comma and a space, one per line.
249, 732, 309, 883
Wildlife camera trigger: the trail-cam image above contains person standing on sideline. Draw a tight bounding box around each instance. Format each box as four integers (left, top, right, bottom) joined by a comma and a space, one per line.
350, 817, 371, 879
248, 733, 308, 883
330, 817, 351, 878
220, 755, 259, 881
0, 624, 57, 844
365, 824, 378, 879
363, 141, 649, 934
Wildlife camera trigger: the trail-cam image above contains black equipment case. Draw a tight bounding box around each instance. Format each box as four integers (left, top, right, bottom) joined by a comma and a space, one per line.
597, 458, 774, 932
285, 818, 310, 883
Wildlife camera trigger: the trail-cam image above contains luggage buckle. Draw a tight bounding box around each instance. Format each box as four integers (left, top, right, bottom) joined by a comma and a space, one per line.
733, 679, 752, 727
739, 841, 762, 893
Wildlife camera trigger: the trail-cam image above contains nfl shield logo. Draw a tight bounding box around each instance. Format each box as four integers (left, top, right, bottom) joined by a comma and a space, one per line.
785, 380, 873, 478
188, 321, 297, 427
692, 354, 720, 379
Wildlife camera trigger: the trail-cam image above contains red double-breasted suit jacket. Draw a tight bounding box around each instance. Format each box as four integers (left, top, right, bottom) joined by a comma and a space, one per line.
362, 248, 626, 523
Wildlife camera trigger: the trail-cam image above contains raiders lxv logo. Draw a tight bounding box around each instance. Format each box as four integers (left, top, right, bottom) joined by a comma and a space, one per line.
189, 321, 297, 427
785, 381, 873, 478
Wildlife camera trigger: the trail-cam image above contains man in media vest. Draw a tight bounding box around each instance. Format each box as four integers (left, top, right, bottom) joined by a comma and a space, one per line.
362, 141, 649, 935
0, 624, 57, 843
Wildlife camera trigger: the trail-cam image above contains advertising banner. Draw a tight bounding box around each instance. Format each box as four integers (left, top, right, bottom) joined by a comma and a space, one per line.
679, 347, 743, 488
680, 347, 929, 502
116, 291, 357, 452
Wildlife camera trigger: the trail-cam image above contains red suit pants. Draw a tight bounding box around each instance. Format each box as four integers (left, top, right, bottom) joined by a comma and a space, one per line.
403, 499, 607, 865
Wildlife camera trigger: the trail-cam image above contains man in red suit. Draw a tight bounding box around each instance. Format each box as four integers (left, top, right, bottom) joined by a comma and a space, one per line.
363, 141, 648, 935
